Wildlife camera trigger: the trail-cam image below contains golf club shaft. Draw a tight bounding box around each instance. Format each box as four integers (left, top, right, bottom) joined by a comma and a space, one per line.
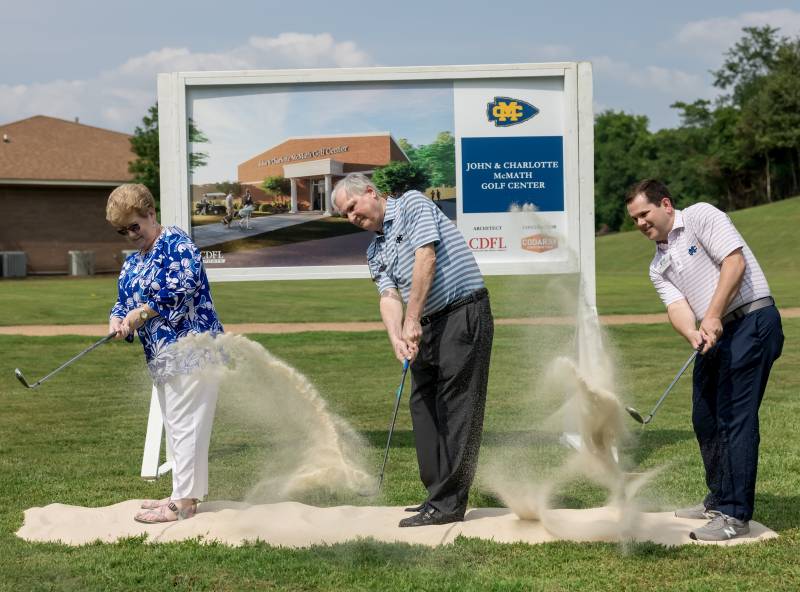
22, 331, 117, 388
646, 349, 698, 419
377, 358, 411, 488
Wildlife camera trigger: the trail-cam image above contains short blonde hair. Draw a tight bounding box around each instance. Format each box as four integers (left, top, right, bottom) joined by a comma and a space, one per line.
106, 184, 156, 226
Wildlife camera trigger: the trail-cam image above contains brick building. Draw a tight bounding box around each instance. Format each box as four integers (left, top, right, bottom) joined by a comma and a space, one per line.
0, 115, 134, 275
237, 132, 408, 213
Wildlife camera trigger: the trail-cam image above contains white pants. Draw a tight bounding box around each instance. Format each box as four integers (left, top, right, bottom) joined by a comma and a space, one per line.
154, 373, 218, 500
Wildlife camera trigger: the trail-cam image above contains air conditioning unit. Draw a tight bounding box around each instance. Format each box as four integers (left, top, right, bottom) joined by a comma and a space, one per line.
0, 251, 27, 277
68, 250, 96, 276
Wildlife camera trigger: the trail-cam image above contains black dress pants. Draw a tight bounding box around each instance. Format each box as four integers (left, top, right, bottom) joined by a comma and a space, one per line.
409, 292, 494, 516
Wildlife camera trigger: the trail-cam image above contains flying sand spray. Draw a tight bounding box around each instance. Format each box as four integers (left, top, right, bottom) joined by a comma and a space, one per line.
170, 333, 376, 500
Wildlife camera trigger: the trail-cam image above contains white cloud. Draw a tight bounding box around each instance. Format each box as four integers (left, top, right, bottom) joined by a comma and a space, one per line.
589, 56, 716, 129
0, 33, 373, 132
675, 9, 800, 64
591, 55, 708, 96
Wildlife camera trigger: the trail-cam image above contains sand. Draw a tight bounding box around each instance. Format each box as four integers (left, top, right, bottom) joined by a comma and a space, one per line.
16, 500, 777, 548
169, 333, 375, 500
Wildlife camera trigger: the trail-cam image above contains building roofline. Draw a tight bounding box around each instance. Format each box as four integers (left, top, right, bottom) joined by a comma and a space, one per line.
241, 131, 411, 166
0, 178, 129, 187
0, 115, 132, 138
279, 131, 392, 142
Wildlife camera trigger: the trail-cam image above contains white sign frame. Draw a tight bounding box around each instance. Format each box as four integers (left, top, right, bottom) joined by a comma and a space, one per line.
157, 62, 595, 307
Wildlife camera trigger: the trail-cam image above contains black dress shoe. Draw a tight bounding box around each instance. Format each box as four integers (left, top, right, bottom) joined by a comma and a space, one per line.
404, 502, 429, 512
398, 506, 464, 527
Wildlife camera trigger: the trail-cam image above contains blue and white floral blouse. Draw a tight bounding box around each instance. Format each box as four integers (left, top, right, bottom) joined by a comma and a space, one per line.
110, 226, 223, 382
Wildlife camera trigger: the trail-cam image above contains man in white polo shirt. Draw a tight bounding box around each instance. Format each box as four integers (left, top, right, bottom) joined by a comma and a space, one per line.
626, 179, 783, 541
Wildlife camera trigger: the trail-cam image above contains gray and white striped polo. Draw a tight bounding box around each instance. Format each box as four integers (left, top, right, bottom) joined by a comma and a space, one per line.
367, 190, 484, 315
649, 202, 771, 321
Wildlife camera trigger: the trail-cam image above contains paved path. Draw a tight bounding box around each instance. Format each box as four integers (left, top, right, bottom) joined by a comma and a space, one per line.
2, 308, 796, 336
193, 212, 327, 249
209, 231, 372, 268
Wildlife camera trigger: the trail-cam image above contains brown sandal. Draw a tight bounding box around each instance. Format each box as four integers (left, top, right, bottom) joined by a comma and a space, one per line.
134, 501, 197, 524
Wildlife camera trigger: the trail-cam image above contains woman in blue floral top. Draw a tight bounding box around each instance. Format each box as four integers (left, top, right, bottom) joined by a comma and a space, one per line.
106, 184, 223, 524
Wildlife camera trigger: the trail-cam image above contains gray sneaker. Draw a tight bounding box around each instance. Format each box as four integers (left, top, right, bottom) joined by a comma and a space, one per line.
690, 512, 750, 541
674, 503, 714, 520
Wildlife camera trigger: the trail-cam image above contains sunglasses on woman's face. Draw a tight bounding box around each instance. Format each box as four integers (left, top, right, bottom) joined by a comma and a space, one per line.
116, 223, 141, 236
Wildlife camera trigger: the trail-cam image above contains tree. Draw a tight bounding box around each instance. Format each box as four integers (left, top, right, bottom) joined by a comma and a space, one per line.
713, 26, 783, 107
372, 161, 431, 196
589, 26, 800, 219
128, 103, 209, 206
261, 175, 291, 196
397, 133, 456, 188
738, 39, 800, 198
593, 110, 652, 231
414, 131, 456, 187
397, 137, 417, 159
128, 105, 160, 202
215, 181, 242, 196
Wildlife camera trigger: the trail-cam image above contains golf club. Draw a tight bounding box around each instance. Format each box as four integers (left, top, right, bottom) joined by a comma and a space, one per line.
15, 331, 117, 390
626, 347, 700, 425
358, 358, 410, 497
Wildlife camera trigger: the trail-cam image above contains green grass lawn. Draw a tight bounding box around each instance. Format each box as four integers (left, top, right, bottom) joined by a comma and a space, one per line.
0, 197, 798, 590
1, 196, 796, 326
1, 320, 798, 590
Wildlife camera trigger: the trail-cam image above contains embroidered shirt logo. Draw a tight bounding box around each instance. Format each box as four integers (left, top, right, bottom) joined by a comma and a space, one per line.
688, 245, 698, 256
486, 97, 539, 127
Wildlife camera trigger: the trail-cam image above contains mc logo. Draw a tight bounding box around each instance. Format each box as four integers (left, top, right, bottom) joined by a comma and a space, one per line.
486, 97, 539, 127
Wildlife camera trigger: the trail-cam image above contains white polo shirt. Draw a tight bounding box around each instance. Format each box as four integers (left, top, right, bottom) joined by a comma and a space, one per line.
649, 203, 771, 321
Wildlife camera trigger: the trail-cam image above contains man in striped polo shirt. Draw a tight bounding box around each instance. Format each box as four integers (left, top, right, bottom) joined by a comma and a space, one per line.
332, 173, 494, 527
626, 179, 783, 541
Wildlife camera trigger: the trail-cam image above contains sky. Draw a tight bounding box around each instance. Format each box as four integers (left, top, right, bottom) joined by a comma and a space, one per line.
189, 82, 454, 183
2, 1, 799, 137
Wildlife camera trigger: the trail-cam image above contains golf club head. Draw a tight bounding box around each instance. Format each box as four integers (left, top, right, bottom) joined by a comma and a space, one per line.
355, 475, 382, 498
625, 406, 646, 424
14, 368, 32, 389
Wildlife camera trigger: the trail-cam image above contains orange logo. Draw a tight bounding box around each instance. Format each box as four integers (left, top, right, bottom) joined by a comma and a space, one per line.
521, 234, 558, 253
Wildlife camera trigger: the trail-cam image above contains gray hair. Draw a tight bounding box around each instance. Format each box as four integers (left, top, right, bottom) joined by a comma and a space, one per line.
331, 173, 381, 213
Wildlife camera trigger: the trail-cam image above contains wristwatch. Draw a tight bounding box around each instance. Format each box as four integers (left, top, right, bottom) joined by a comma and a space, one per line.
139, 308, 150, 324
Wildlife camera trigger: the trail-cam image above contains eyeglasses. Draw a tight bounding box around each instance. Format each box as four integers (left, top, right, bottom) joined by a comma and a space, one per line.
116, 223, 141, 236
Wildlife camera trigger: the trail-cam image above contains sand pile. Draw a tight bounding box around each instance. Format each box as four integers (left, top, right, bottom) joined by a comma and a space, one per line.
17, 500, 776, 547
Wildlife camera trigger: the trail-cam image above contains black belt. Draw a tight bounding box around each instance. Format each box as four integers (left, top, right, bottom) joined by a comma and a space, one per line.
722, 296, 774, 325
420, 288, 488, 326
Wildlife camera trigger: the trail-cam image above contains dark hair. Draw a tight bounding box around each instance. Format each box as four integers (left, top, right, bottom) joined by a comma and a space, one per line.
625, 179, 673, 206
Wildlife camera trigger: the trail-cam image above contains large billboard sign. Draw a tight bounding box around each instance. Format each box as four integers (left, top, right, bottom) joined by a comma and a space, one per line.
157, 63, 595, 299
